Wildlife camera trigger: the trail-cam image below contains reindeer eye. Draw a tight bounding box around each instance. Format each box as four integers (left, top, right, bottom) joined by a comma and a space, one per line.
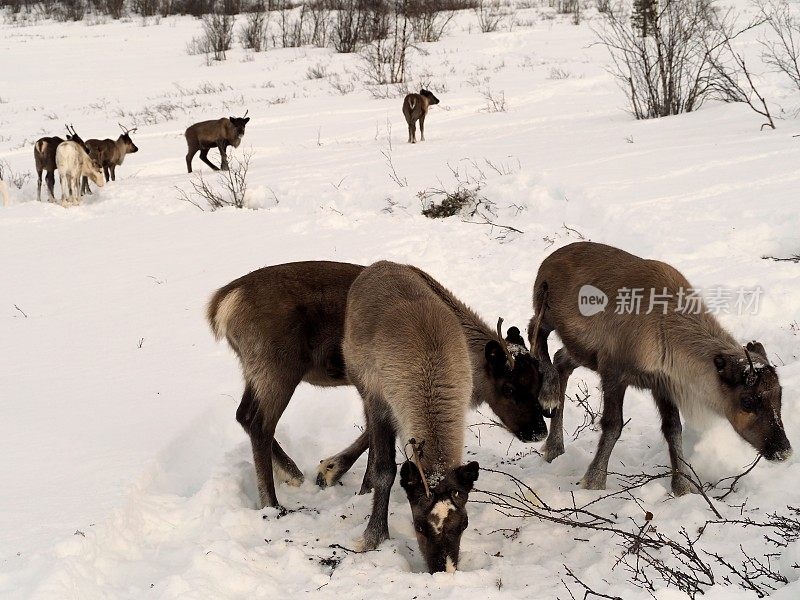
741, 396, 759, 413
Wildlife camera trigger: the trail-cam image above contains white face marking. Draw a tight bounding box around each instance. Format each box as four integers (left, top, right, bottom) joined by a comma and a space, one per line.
428, 500, 456, 535
445, 556, 456, 573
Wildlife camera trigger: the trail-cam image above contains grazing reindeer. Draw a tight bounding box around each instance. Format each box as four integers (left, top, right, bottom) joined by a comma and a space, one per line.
529, 241, 792, 496
207, 261, 545, 510
343, 261, 480, 572
402, 89, 440, 143
55, 141, 104, 206
34, 124, 87, 201
82, 124, 138, 193
318, 264, 546, 490
185, 111, 250, 173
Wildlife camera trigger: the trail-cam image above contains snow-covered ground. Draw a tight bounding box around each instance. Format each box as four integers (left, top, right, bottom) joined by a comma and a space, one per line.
2, 4, 800, 598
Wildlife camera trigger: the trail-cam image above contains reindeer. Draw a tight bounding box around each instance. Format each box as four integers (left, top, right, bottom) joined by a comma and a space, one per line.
55, 141, 104, 207
529, 241, 792, 496
185, 111, 249, 173
0, 170, 9, 207
207, 261, 545, 510
80, 124, 138, 194
34, 124, 87, 202
402, 89, 439, 143
343, 260, 480, 572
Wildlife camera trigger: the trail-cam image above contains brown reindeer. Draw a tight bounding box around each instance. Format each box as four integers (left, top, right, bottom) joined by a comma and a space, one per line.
34, 124, 87, 201
82, 124, 138, 193
402, 89, 440, 143
207, 261, 545, 510
343, 260, 480, 572
529, 241, 792, 496
185, 112, 249, 173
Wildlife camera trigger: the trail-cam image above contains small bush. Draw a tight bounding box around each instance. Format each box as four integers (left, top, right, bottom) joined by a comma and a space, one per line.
421, 188, 480, 218
202, 11, 235, 61
475, 0, 504, 33
239, 2, 269, 51
306, 63, 328, 79
179, 151, 252, 211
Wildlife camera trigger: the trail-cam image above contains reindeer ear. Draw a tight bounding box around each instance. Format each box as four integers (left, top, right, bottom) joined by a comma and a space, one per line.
485, 340, 506, 372
505, 326, 528, 349
453, 461, 479, 492
746, 341, 767, 359
243, 117, 250, 124
400, 461, 427, 502
715, 354, 742, 387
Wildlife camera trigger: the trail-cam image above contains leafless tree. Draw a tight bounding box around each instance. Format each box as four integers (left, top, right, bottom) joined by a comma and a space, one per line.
758, 0, 800, 92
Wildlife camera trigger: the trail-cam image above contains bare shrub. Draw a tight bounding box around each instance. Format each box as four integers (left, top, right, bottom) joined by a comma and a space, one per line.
596, 0, 732, 119
54, 0, 86, 21
331, 0, 373, 53
179, 151, 252, 211
131, 0, 159, 16
93, 0, 125, 18
306, 63, 329, 79
361, 2, 413, 86
329, 73, 357, 94
202, 10, 235, 61
239, 1, 269, 51
548, 66, 572, 79
759, 0, 800, 92
481, 86, 506, 112
0, 160, 31, 190
407, 0, 456, 43
475, 0, 503, 33
273, 0, 308, 47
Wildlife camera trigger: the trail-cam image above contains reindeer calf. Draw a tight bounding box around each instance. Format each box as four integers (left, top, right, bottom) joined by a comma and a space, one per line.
56, 141, 104, 206
185, 113, 249, 173
531, 241, 791, 496
402, 89, 440, 143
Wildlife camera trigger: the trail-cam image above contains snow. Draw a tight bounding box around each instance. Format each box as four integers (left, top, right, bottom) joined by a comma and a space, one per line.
1, 5, 800, 598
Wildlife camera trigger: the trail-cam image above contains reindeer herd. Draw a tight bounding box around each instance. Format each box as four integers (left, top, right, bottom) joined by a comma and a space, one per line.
8, 87, 440, 208
207, 241, 792, 573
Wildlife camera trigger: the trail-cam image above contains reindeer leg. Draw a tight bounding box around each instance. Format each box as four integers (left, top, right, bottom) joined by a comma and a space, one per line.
419, 113, 426, 142
199, 148, 219, 171
542, 348, 577, 463
46, 170, 56, 201
653, 385, 698, 496
272, 439, 304, 487
218, 142, 229, 171
236, 375, 300, 510
103, 165, 110, 183
186, 149, 197, 173
410, 120, 417, 144
36, 169, 42, 202
356, 396, 395, 552
580, 374, 626, 490
316, 429, 369, 489
109, 165, 116, 182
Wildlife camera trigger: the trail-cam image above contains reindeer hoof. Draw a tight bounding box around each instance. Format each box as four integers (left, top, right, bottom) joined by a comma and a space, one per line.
354, 528, 388, 553
579, 471, 608, 491
316, 457, 345, 488
542, 441, 565, 463
274, 463, 304, 488
671, 475, 700, 497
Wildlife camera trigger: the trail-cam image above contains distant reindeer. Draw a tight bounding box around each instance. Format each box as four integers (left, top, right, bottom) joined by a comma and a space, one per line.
81, 124, 138, 193
0, 171, 9, 207
185, 111, 250, 173
530, 241, 792, 496
56, 141, 104, 206
206, 261, 545, 510
34, 124, 87, 201
402, 89, 440, 143
343, 260, 481, 572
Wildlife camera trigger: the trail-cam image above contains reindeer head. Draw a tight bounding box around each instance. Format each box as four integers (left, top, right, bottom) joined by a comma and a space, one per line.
400, 453, 478, 574
482, 319, 547, 442
65, 124, 86, 150
228, 110, 250, 148
715, 341, 791, 461
88, 158, 105, 188
420, 89, 440, 106
118, 123, 139, 154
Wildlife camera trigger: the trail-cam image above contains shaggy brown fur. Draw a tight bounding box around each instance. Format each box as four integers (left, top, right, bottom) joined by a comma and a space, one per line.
343, 260, 479, 572
33, 124, 87, 201
185, 115, 249, 173
530, 241, 791, 495
402, 89, 440, 143
84, 124, 138, 185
